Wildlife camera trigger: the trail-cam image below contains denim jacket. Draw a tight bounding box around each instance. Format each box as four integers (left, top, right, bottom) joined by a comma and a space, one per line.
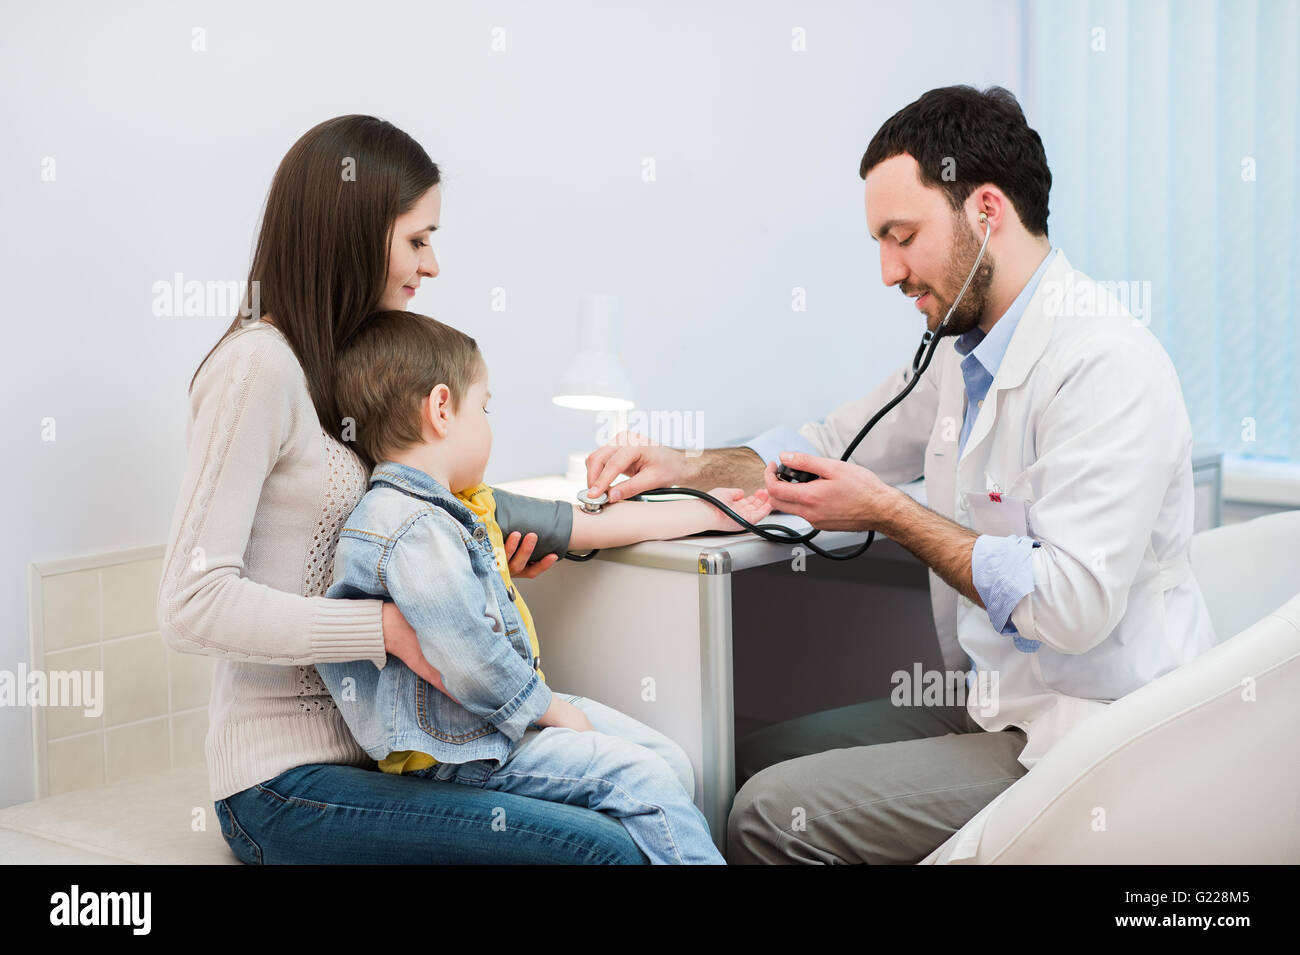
317, 462, 563, 766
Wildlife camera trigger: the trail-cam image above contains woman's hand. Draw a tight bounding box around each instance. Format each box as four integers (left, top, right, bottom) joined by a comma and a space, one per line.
503, 531, 561, 579
704, 487, 773, 531
381, 602, 460, 704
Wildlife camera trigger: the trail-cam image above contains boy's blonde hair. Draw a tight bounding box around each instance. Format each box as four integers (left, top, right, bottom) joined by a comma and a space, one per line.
335, 309, 483, 469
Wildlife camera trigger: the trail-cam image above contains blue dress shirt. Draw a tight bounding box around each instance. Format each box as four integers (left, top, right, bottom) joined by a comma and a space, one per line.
745, 248, 1058, 648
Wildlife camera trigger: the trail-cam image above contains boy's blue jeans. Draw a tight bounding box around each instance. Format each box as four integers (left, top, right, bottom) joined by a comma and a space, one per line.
412, 694, 725, 865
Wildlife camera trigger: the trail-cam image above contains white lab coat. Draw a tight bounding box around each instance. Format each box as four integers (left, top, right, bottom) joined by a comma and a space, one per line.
797, 249, 1217, 768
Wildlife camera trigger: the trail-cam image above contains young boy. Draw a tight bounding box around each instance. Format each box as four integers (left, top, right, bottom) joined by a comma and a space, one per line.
317, 310, 771, 864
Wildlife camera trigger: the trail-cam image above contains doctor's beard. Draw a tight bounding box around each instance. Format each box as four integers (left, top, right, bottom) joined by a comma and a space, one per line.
929, 211, 995, 339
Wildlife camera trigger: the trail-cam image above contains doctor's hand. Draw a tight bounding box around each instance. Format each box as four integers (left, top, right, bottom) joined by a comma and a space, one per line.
761, 452, 902, 532
585, 430, 691, 504
502, 531, 561, 580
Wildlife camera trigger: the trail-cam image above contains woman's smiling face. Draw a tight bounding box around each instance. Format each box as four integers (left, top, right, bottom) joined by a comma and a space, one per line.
381, 185, 442, 310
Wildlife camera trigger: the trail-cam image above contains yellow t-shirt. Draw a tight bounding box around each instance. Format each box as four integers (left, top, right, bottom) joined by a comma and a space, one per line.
378, 483, 546, 775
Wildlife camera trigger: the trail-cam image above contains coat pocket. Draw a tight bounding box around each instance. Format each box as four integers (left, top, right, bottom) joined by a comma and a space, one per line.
962, 489, 1031, 538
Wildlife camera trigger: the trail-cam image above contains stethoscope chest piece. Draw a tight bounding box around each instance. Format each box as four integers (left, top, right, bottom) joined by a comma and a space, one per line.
576, 489, 609, 513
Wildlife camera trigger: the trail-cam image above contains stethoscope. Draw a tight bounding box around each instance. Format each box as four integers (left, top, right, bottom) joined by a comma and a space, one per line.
567, 213, 992, 562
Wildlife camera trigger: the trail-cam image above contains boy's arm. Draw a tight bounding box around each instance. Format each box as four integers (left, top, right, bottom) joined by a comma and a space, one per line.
492, 484, 771, 552
384, 508, 553, 741
492, 487, 573, 560
568, 490, 771, 551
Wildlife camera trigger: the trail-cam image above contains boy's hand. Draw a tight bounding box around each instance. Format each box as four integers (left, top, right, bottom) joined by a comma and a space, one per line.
503, 531, 561, 579
563, 710, 595, 733
535, 695, 594, 732
704, 487, 773, 532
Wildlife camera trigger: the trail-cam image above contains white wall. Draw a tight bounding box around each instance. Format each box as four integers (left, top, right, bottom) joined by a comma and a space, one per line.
0, 0, 1024, 806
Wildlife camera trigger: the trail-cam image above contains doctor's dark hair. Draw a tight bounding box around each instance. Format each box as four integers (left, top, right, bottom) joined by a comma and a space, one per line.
860, 85, 1051, 238
189, 115, 441, 437
334, 310, 483, 470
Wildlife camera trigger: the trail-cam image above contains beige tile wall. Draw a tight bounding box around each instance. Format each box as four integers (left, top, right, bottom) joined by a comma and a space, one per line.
28, 547, 211, 797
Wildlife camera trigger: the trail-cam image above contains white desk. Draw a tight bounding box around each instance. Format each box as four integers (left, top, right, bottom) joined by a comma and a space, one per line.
495, 475, 926, 849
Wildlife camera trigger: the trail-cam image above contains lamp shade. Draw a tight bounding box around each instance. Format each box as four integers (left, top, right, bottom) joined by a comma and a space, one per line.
553, 292, 635, 410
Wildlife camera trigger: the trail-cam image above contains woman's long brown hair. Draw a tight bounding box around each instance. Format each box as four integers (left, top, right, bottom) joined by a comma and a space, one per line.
189, 115, 441, 435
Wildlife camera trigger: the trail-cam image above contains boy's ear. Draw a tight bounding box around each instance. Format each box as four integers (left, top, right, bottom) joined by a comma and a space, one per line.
425, 384, 453, 438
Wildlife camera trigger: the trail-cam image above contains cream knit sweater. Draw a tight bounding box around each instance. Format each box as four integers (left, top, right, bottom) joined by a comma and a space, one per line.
157, 321, 387, 801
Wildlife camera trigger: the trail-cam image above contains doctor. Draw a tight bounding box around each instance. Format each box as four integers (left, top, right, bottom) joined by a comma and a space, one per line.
583, 85, 1216, 864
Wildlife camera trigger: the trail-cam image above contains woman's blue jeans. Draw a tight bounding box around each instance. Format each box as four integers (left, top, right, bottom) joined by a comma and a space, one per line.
214, 693, 701, 864
216, 762, 648, 864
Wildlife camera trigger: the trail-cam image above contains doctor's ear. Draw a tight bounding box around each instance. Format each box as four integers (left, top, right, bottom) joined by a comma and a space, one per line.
966, 186, 1007, 230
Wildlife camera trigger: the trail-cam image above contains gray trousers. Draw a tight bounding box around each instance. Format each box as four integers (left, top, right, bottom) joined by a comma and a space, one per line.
726, 697, 1029, 864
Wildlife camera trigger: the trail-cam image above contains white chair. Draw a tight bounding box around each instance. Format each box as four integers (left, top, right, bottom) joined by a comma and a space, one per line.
921, 509, 1300, 864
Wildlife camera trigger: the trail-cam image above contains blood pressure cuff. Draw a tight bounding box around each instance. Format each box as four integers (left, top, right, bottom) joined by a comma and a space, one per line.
491, 487, 575, 559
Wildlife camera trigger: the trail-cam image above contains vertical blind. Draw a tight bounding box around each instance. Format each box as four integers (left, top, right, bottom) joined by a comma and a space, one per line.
1023, 0, 1299, 461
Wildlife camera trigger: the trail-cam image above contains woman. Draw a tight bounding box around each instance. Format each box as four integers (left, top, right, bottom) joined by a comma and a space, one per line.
157, 115, 646, 863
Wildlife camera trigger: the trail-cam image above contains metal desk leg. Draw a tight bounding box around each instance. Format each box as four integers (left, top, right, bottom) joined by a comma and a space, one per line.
697, 550, 734, 853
